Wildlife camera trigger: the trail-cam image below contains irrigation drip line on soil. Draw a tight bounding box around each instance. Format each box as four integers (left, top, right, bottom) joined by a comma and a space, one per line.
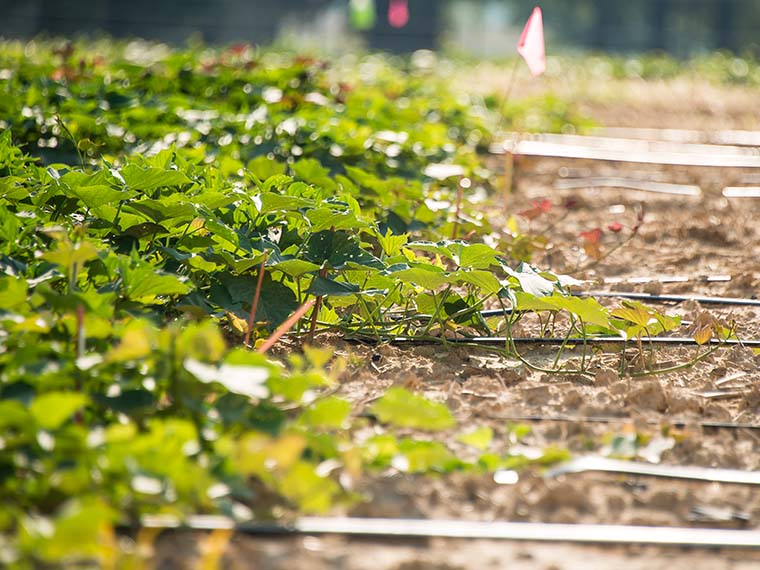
723, 187, 760, 198
602, 274, 734, 284
591, 127, 760, 147
493, 134, 760, 168
485, 414, 760, 431
476, 292, 760, 322
554, 177, 702, 197
577, 291, 760, 307
546, 457, 760, 486
388, 336, 760, 348
136, 515, 760, 549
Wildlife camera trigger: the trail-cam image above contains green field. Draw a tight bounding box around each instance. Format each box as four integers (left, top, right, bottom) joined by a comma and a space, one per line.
0, 40, 742, 567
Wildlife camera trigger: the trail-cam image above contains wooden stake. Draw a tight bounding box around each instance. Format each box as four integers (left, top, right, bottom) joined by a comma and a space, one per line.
256, 299, 316, 354
244, 251, 268, 348
503, 150, 515, 198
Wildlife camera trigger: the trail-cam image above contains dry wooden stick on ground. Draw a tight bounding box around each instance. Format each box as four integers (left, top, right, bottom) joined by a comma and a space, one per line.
244, 251, 269, 348
257, 299, 317, 354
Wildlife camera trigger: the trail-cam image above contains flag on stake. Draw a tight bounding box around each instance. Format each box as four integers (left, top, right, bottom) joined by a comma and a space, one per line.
517, 6, 546, 76
388, 0, 409, 28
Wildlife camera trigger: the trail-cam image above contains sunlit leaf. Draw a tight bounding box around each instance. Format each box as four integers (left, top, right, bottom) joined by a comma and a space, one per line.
298, 397, 351, 429
121, 165, 191, 192
457, 426, 493, 450
370, 387, 455, 431
30, 392, 89, 430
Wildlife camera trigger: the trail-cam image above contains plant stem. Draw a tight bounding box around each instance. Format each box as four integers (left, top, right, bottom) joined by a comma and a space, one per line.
420, 285, 452, 338
309, 266, 329, 341
451, 177, 464, 240
244, 251, 268, 348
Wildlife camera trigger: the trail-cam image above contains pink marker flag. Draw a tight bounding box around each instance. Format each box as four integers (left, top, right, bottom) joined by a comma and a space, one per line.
388, 0, 409, 28
517, 6, 546, 76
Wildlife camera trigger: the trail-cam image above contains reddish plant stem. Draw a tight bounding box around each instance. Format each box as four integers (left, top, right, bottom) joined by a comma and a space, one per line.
257, 299, 317, 354
244, 251, 269, 348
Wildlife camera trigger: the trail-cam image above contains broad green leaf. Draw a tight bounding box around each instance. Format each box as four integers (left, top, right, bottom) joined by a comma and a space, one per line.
127, 198, 197, 223
42, 240, 100, 273
235, 432, 307, 477
298, 397, 351, 429
377, 230, 408, 257
68, 184, 135, 209
248, 156, 287, 181
273, 259, 321, 277
455, 243, 500, 269
392, 265, 449, 290
306, 207, 368, 232
37, 499, 115, 561
0, 400, 30, 428
504, 263, 557, 297
121, 165, 191, 192
212, 250, 270, 274
610, 301, 679, 336
30, 392, 89, 430
0, 204, 21, 244
514, 291, 560, 312
261, 174, 294, 193
179, 321, 227, 362
106, 322, 153, 362
450, 270, 502, 295
290, 158, 336, 191
457, 426, 494, 450
397, 439, 461, 473
305, 230, 382, 270
407, 240, 456, 261
190, 192, 236, 210
122, 268, 190, 302
611, 301, 656, 328
0, 276, 27, 309
307, 276, 360, 297
556, 295, 611, 328
279, 461, 341, 513
257, 192, 313, 213
203, 215, 239, 248
361, 434, 399, 466
370, 387, 455, 431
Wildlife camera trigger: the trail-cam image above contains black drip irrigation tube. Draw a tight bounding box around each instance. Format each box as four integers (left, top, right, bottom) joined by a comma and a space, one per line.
389, 336, 760, 348
402, 291, 758, 325
577, 291, 760, 307
477, 292, 760, 318
134, 515, 760, 549
486, 414, 760, 431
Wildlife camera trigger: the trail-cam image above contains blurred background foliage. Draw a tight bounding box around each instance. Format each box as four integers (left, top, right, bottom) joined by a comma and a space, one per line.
1, 0, 759, 57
